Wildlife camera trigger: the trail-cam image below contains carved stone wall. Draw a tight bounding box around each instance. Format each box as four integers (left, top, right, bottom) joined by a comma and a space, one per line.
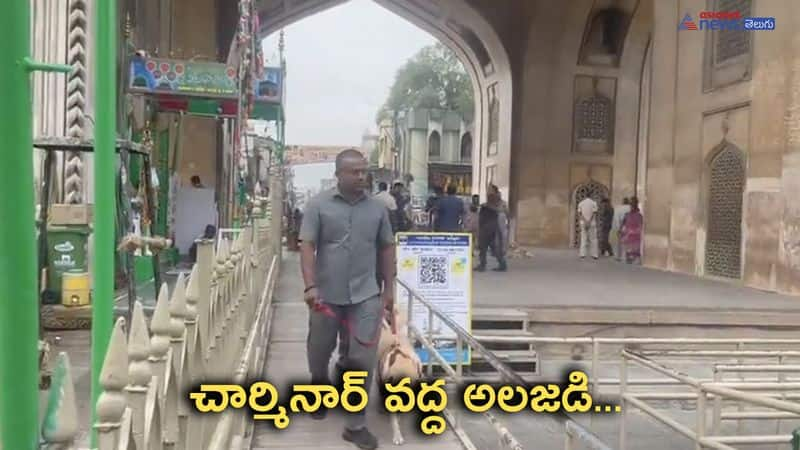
703, 0, 753, 91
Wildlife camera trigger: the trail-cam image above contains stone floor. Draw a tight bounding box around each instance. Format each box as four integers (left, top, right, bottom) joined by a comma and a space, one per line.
473, 248, 800, 328
474, 248, 800, 311
251, 257, 465, 449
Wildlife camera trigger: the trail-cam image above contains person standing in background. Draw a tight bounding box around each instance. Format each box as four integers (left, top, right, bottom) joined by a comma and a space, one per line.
489, 184, 510, 260
577, 195, 599, 259
373, 181, 398, 232
598, 198, 614, 257
621, 196, 643, 264
390, 182, 410, 232
463, 194, 480, 252
475, 191, 507, 272
612, 197, 631, 262
425, 186, 443, 231
433, 184, 465, 232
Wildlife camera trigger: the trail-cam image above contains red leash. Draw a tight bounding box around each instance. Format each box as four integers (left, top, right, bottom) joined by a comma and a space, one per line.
312, 301, 395, 347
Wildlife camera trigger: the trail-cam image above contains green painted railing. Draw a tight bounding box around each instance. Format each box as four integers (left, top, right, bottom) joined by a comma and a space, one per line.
0, 2, 72, 449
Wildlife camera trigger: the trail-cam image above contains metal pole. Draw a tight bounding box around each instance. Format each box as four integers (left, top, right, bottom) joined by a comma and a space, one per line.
1, 2, 38, 448
696, 386, 706, 450
619, 352, 628, 450
91, 0, 118, 446
1, 3, 71, 448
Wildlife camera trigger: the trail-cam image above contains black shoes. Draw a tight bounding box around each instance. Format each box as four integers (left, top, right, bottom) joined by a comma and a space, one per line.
343, 428, 379, 450
310, 408, 327, 420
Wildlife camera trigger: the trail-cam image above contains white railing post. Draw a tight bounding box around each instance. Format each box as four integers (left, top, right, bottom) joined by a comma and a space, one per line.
209, 238, 229, 374
126, 301, 152, 449
196, 239, 214, 363
95, 318, 130, 450
150, 283, 178, 448
590, 339, 600, 429
182, 265, 207, 450
696, 385, 706, 450
564, 425, 573, 450
712, 368, 722, 435
619, 350, 628, 450
427, 308, 434, 377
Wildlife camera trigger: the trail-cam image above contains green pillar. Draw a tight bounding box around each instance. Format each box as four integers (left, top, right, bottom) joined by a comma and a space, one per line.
91, 0, 118, 446
1, 2, 70, 449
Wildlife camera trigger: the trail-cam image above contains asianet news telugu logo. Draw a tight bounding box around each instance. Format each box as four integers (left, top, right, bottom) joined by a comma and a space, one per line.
678, 10, 775, 31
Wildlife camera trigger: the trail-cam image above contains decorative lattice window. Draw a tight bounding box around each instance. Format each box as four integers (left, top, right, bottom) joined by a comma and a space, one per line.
705, 145, 745, 279
715, 0, 751, 65
576, 96, 612, 142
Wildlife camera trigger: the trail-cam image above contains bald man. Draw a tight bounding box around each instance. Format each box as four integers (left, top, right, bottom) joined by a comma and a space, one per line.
299, 149, 395, 449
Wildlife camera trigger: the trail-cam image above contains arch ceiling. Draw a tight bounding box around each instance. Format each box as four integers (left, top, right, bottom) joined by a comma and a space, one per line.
242, 0, 513, 197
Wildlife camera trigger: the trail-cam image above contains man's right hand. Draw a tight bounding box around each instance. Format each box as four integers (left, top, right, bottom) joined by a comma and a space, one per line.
304, 287, 320, 308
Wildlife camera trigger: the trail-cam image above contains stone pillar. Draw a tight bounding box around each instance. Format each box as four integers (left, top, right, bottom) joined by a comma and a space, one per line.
778, 1, 800, 295
741, 0, 792, 290
642, 0, 679, 269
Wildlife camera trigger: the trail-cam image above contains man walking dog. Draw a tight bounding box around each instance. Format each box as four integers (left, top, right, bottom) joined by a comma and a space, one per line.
299, 149, 396, 450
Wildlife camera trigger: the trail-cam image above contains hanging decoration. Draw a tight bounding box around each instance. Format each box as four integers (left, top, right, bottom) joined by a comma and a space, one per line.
232, 0, 259, 222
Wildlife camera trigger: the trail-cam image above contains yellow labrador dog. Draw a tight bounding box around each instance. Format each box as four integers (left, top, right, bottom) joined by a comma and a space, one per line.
376, 305, 423, 445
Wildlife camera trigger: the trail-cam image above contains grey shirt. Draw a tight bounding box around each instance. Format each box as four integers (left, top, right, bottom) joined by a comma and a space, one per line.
299, 186, 395, 305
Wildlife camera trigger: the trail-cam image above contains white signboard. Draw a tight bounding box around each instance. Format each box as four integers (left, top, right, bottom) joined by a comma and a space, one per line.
395, 232, 472, 365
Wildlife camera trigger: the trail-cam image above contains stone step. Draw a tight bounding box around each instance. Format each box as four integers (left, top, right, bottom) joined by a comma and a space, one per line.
471, 307, 528, 331
472, 328, 536, 351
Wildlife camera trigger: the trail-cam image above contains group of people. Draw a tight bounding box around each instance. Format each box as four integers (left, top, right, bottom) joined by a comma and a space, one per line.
420, 184, 509, 272
577, 195, 643, 264
370, 180, 510, 271
372, 181, 412, 234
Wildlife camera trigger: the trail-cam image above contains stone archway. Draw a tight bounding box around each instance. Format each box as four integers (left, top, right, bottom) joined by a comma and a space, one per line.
571, 180, 609, 247
704, 143, 745, 279
251, 0, 514, 202
460, 132, 472, 162
428, 130, 441, 159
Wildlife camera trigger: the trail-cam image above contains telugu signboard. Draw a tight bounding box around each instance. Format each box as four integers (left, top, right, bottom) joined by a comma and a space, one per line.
128, 55, 238, 99
395, 232, 472, 365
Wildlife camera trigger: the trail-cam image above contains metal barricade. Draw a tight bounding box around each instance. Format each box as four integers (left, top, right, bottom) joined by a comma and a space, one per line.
397, 279, 614, 450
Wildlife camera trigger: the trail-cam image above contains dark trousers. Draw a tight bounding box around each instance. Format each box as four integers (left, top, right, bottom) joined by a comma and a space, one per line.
599, 228, 613, 256
307, 296, 382, 430
478, 233, 506, 269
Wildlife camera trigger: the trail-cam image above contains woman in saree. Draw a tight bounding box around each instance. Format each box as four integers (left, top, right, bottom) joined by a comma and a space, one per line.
621, 196, 643, 264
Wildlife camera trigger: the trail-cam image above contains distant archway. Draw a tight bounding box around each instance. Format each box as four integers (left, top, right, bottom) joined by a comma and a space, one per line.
428, 131, 441, 159
460, 132, 472, 162
248, 0, 514, 200
571, 180, 609, 247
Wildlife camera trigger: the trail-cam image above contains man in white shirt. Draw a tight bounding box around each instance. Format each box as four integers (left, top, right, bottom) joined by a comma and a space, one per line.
577, 196, 599, 259
373, 182, 398, 231
374, 182, 397, 210
612, 197, 631, 262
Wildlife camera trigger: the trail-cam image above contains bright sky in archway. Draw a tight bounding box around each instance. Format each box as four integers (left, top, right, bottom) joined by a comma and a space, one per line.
261, 0, 437, 147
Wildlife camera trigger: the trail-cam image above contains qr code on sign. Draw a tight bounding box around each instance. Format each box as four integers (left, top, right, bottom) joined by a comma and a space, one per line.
418, 256, 448, 287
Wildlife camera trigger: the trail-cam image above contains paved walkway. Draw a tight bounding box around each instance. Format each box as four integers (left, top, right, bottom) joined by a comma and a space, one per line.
473, 248, 800, 326
252, 252, 466, 450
